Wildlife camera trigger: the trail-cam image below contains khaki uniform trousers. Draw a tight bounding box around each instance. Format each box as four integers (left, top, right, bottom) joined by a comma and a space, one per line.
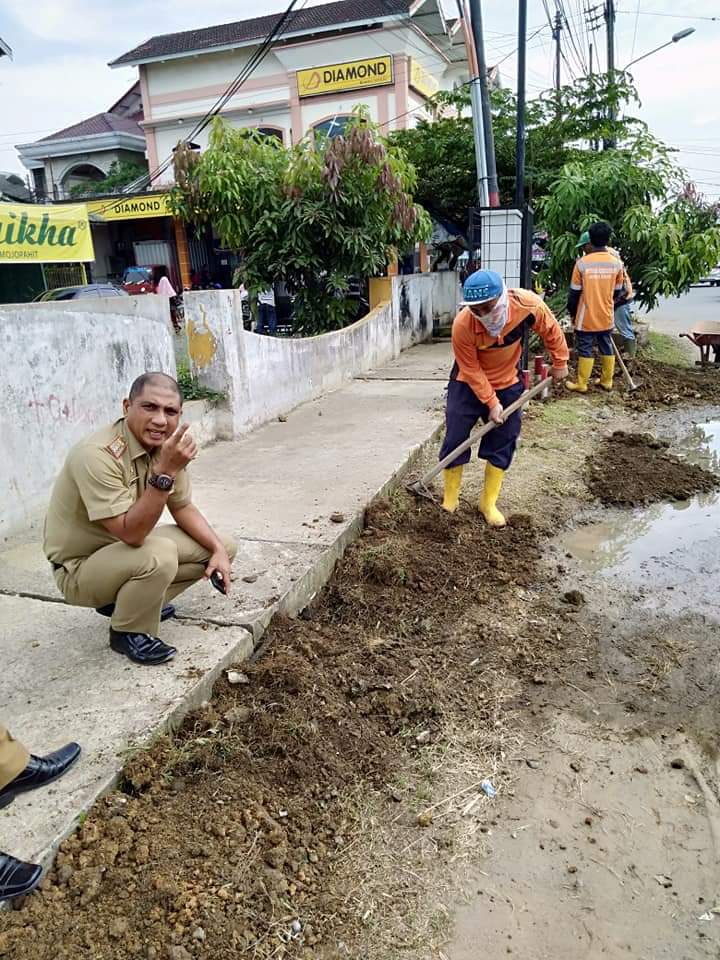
0, 725, 29, 791
57, 524, 237, 636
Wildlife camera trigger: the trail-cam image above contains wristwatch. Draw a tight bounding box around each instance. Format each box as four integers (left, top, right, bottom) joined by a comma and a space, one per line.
148, 472, 174, 492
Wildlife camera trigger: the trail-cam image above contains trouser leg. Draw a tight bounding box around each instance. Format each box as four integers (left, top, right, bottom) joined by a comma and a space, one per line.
62, 537, 179, 636
0, 726, 29, 791
596, 329, 615, 356
614, 305, 635, 341
477, 380, 524, 470
439, 380, 485, 468
151, 525, 238, 602
575, 330, 595, 358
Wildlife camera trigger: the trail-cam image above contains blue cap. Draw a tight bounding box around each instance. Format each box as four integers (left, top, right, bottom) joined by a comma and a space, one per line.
460, 269, 503, 305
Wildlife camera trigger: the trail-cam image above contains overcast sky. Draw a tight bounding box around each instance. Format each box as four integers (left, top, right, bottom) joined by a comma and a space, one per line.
1, 0, 718, 197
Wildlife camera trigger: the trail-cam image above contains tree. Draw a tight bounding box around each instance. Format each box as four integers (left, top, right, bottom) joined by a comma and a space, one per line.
68, 159, 148, 197
390, 74, 662, 218
170, 111, 431, 333
538, 152, 720, 311
392, 74, 720, 304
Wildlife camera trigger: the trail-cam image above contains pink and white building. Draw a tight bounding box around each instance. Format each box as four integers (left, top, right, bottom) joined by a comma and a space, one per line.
110, 0, 468, 185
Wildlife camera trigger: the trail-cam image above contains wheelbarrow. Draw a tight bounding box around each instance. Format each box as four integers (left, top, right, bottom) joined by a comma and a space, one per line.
680, 321, 720, 366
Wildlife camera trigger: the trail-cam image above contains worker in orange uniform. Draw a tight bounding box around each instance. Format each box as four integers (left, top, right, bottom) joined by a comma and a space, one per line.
440, 270, 570, 526
566, 221, 626, 392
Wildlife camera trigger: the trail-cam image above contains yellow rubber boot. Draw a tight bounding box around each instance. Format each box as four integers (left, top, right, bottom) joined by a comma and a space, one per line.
441, 465, 463, 513
599, 354, 615, 391
479, 462, 507, 528
566, 356, 594, 393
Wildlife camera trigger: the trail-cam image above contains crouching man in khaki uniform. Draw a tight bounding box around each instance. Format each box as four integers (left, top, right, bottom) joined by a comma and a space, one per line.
44, 372, 237, 666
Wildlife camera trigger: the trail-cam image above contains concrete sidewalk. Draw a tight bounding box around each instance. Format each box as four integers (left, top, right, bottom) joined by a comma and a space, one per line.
0, 339, 451, 867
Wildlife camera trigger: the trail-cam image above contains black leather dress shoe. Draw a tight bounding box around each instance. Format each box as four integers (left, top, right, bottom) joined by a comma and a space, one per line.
0, 852, 42, 901
109, 629, 177, 665
0, 742, 81, 810
96, 603, 176, 622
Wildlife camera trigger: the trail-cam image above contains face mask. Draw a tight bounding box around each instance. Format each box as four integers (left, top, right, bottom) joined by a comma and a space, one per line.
478, 285, 508, 338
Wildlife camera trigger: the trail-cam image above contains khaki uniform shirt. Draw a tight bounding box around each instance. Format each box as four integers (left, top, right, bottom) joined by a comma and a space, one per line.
44, 418, 191, 572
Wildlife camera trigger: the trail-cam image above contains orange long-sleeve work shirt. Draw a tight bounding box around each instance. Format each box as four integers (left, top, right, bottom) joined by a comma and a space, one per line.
451, 288, 570, 409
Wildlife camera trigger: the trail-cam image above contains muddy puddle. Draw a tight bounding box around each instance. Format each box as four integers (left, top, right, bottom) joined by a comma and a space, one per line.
560, 420, 720, 617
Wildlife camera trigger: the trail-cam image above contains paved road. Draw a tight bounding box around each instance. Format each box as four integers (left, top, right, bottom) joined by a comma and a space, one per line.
642, 284, 720, 339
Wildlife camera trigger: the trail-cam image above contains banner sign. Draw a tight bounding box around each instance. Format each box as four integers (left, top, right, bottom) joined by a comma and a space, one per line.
0, 202, 94, 263
86, 193, 173, 222
298, 55, 394, 98
410, 59, 440, 100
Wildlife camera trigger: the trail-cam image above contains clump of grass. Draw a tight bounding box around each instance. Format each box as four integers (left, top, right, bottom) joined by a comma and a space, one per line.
540, 399, 585, 428
644, 331, 691, 368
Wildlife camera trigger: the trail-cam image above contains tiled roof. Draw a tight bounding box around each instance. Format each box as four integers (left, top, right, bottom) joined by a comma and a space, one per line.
110, 0, 410, 66
40, 113, 145, 143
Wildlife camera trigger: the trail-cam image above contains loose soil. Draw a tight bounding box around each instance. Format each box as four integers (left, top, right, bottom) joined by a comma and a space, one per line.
628, 358, 720, 408
2, 376, 719, 960
0, 499, 587, 960
586, 430, 719, 506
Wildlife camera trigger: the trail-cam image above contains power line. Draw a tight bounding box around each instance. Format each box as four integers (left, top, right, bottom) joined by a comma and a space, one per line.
616, 9, 719, 21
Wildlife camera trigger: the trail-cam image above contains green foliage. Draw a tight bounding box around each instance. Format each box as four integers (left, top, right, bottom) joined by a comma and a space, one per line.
169, 110, 431, 333
390, 73, 654, 219
176, 363, 225, 403
537, 152, 720, 310
69, 159, 148, 197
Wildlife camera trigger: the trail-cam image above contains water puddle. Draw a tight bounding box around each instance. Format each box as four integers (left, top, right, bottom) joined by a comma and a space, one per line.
558, 421, 720, 615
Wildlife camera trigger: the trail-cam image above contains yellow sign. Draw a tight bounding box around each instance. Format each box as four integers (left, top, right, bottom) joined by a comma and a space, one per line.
0, 202, 94, 263
297, 56, 393, 98
410, 59, 440, 100
87, 193, 173, 221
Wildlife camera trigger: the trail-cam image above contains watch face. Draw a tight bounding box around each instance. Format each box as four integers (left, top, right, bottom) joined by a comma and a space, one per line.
151, 473, 174, 491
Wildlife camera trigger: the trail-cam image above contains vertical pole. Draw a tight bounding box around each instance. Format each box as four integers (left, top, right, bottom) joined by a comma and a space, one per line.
589, 42, 599, 152
605, 0, 616, 148
468, 0, 500, 206
515, 0, 527, 207
554, 11, 562, 92
457, 1, 488, 206
173, 217, 192, 290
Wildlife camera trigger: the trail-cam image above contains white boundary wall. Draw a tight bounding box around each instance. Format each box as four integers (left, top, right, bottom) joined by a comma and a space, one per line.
0, 273, 459, 535
184, 272, 458, 439
0, 307, 175, 537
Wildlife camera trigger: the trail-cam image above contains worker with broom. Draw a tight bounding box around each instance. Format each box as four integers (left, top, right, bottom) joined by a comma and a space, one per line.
566, 221, 627, 393
440, 269, 569, 526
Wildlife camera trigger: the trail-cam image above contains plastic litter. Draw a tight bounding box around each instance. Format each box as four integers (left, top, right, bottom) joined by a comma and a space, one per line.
480, 779, 497, 799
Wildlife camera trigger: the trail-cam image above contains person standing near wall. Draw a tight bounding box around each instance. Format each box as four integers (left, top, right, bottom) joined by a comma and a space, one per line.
255, 286, 277, 336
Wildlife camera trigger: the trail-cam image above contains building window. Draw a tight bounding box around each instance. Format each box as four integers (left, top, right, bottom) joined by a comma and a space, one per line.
256, 127, 284, 143
312, 116, 352, 139
32, 168, 47, 200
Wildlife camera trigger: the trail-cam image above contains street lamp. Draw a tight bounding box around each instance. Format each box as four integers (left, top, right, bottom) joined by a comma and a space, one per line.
605, 27, 696, 149
623, 27, 695, 72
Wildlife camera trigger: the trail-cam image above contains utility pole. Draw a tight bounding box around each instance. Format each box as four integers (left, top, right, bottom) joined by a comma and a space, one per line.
553, 10, 563, 92
605, 0, 616, 148
468, 0, 500, 206
515, 0, 527, 209
457, 0, 489, 206
589, 41, 599, 151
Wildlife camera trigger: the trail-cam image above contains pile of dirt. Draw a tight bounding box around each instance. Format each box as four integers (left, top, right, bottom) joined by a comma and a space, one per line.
586, 430, 719, 506
627, 357, 720, 407
0, 496, 580, 960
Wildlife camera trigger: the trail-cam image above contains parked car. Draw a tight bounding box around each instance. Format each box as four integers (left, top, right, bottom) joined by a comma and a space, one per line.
121, 265, 155, 295
33, 283, 128, 301
698, 265, 720, 287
